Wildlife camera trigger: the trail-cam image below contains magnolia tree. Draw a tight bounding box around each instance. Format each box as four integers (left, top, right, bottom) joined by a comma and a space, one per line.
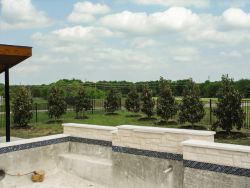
213, 75, 245, 133
125, 85, 140, 115
157, 77, 178, 123
141, 85, 155, 118
48, 86, 67, 120
12, 87, 33, 127
179, 79, 205, 127
75, 87, 92, 119
104, 88, 120, 114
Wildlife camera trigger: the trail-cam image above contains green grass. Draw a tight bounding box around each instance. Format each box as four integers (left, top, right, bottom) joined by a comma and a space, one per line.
0, 123, 62, 139
0, 110, 250, 146
33, 98, 47, 104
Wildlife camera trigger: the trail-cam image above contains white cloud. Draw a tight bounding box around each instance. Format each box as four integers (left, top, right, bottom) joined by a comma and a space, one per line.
12, 4, 250, 84
68, 1, 110, 23
222, 8, 250, 28
53, 26, 115, 41
0, 0, 51, 30
149, 7, 200, 30
169, 47, 200, 62
13, 64, 42, 74
99, 7, 250, 44
131, 0, 210, 8
132, 38, 158, 48
220, 50, 243, 58
216, 0, 250, 8
31, 26, 120, 55
101, 7, 200, 34
68, 13, 95, 23
101, 11, 149, 34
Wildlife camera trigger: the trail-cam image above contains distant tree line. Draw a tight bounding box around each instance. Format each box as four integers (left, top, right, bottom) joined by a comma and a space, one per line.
0, 78, 250, 100
11, 75, 245, 134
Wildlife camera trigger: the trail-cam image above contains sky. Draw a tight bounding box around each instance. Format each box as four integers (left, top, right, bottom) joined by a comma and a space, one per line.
0, 0, 250, 84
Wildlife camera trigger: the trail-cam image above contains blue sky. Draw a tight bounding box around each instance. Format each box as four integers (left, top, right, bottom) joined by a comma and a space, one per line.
0, 0, 250, 84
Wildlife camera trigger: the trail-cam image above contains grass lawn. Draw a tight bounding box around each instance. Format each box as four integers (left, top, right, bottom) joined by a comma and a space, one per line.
0, 110, 250, 146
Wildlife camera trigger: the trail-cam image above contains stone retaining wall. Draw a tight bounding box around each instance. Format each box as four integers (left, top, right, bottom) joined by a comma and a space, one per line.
112, 125, 215, 155
1, 124, 250, 188
63, 123, 116, 142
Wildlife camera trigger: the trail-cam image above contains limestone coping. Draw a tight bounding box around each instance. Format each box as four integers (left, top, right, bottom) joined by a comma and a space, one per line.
63, 123, 117, 131
0, 134, 69, 148
182, 140, 250, 153
117, 125, 216, 136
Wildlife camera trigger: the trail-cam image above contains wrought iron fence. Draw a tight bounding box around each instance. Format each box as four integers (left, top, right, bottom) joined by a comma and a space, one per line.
0, 98, 250, 129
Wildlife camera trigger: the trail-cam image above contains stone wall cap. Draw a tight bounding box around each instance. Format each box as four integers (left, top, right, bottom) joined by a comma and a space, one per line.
183, 139, 250, 153
63, 123, 117, 131
117, 125, 216, 136
0, 134, 69, 148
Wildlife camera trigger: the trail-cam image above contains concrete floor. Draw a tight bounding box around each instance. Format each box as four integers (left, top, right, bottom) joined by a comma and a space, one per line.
0, 137, 23, 143
1, 169, 106, 188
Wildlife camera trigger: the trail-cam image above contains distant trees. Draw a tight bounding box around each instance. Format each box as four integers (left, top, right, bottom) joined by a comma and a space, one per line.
125, 85, 140, 114
12, 87, 33, 128
213, 75, 245, 133
157, 77, 178, 123
2, 78, 250, 100
75, 87, 92, 119
48, 86, 67, 120
104, 88, 121, 114
179, 79, 205, 127
141, 85, 155, 119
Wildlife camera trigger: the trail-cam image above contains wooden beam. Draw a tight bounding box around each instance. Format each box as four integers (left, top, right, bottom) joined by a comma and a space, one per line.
0, 45, 32, 57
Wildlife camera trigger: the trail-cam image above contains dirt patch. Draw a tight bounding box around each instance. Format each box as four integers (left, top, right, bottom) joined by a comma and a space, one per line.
155, 119, 178, 126
215, 131, 249, 140
12, 125, 31, 130
75, 116, 89, 120
125, 114, 142, 118
105, 112, 119, 116
138, 117, 157, 121
46, 120, 63, 124
179, 125, 208, 130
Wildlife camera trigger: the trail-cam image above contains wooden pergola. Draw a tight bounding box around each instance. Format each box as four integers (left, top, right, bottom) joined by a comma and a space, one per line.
0, 44, 32, 142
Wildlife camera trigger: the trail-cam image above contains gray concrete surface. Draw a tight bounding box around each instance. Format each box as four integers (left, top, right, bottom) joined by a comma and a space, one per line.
0, 137, 23, 143
0, 169, 105, 188
1, 134, 250, 188
112, 152, 184, 188
183, 167, 250, 188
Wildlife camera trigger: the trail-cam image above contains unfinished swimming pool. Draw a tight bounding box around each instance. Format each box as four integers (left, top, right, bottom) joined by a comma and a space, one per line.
0, 124, 249, 188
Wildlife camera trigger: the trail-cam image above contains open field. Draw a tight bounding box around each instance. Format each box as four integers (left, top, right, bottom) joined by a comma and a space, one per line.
0, 110, 250, 146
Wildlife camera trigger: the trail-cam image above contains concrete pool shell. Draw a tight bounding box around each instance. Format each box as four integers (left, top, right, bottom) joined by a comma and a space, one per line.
0, 124, 250, 188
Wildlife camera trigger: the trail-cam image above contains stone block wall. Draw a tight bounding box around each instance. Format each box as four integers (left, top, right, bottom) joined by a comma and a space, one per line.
63, 123, 117, 142
1, 123, 249, 188
112, 125, 215, 154
183, 140, 250, 169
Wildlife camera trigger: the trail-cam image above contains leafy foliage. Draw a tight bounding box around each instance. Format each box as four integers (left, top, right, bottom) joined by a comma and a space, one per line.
213, 75, 245, 133
104, 88, 121, 113
179, 79, 205, 126
157, 77, 178, 122
125, 85, 140, 113
2, 77, 250, 100
12, 87, 33, 127
48, 86, 67, 120
75, 87, 92, 118
141, 85, 155, 118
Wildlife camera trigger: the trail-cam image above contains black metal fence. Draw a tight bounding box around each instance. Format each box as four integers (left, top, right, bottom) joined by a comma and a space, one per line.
0, 98, 250, 129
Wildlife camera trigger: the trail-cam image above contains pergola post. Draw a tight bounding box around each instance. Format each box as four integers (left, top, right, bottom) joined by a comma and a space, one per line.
0, 44, 32, 142
5, 68, 10, 142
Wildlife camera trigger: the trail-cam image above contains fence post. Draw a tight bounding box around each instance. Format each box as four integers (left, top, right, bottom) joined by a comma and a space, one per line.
91, 98, 94, 114
35, 103, 38, 123
209, 99, 212, 125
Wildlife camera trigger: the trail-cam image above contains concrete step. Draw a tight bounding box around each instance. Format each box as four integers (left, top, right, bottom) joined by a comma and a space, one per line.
58, 153, 112, 187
